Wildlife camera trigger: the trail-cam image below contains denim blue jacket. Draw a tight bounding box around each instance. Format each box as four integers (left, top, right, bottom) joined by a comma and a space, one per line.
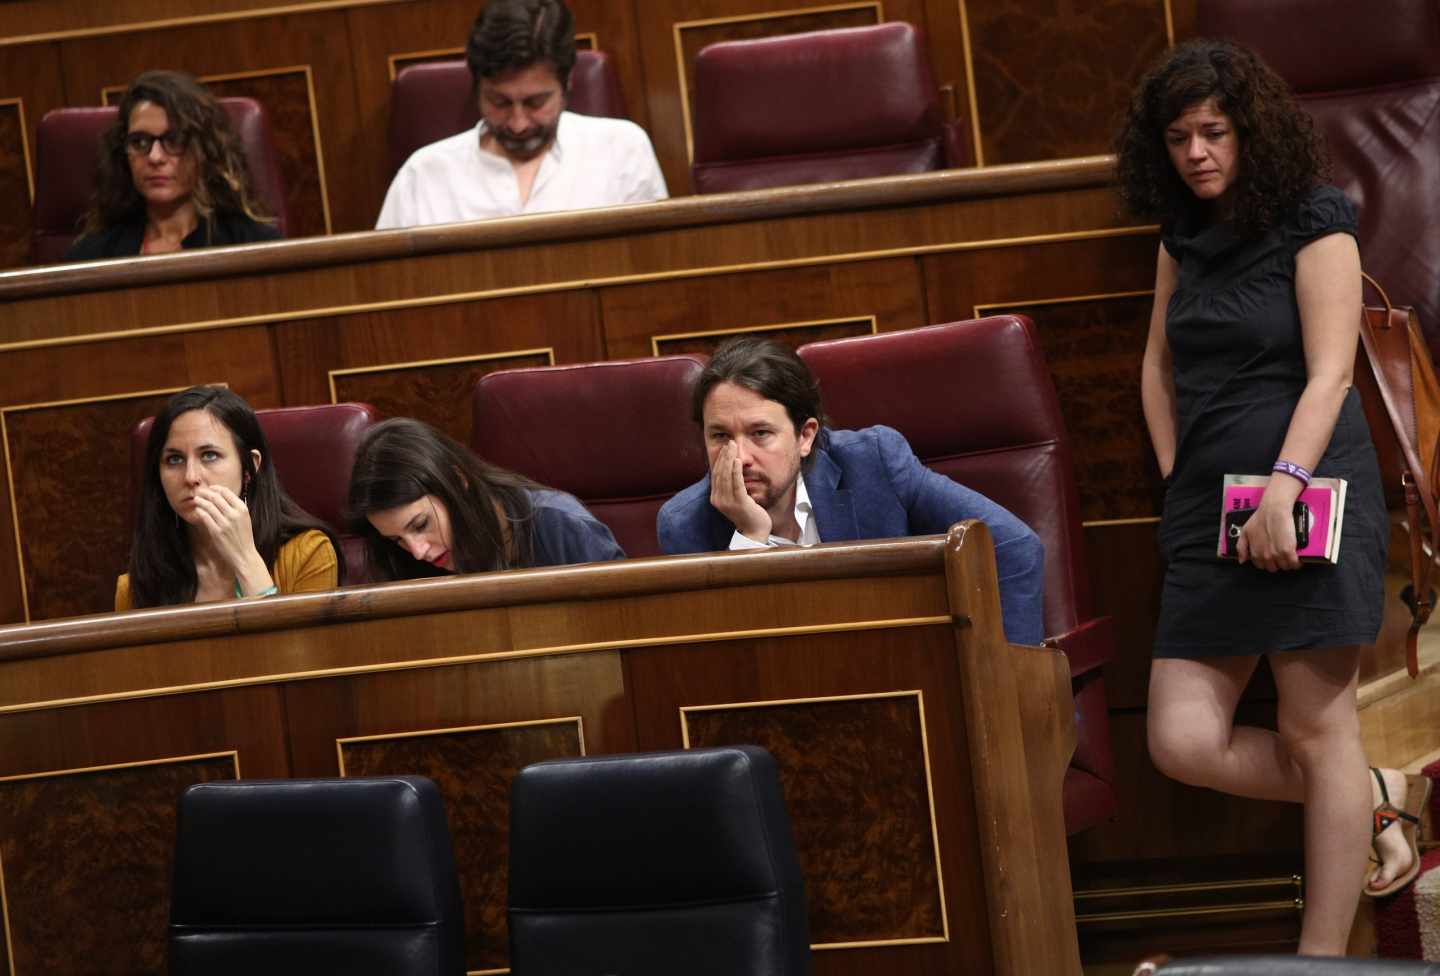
656, 426, 1044, 644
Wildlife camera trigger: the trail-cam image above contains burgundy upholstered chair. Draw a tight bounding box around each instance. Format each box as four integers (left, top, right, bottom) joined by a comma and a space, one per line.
386, 50, 629, 180
470, 357, 708, 557
797, 317, 1118, 834
31, 98, 289, 264
129, 402, 381, 586
1199, 0, 1440, 355
689, 22, 958, 194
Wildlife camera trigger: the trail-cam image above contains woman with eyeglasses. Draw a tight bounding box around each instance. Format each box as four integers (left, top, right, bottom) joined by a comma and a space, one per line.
65, 70, 281, 261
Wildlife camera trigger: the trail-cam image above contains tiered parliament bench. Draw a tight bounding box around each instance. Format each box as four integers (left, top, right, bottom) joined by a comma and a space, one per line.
0, 526, 1080, 976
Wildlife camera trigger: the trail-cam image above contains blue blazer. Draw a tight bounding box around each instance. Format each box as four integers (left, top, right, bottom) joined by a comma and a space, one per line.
529, 490, 627, 566
656, 426, 1044, 644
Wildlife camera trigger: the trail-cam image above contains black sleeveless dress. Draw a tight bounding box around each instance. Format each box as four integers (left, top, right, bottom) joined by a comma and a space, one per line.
1154, 185, 1387, 658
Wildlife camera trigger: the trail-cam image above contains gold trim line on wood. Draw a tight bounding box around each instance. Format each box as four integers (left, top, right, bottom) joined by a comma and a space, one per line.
0, 615, 954, 716
101, 65, 333, 235
1074, 875, 1302, 899
681, 689, 949, 948
327, 347, 557, 403
956, 0, 983, 167
1075, 899, 1303, 924
0, 98, 35, 204
0, 845, 12, 976
1, 384, 196, 625
1082, 516, 1161, 528
1163, 0, 1176, 45
672, 1, 883, 165
0, 0, 417, 47
385, 32, 598, 80
469, 968, 509, 976
0, 749, 241, 784
336, 715, 585, 775
651, 315, 877, 357
972, 288, 1155, 317
0, 225, 1159, 355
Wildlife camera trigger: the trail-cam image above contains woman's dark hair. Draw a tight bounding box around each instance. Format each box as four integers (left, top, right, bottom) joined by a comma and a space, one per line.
80, 70, 273, 238
1115, 39, 1327, 238
128, 386, 340, 608
691, 338, 829, 464
346, 418, 547, 580
465, 0, 576, 95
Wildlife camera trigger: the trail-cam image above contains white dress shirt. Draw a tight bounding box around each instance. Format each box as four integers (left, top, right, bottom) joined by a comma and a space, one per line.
376, 111, 668, 229
729, 474, 822, 550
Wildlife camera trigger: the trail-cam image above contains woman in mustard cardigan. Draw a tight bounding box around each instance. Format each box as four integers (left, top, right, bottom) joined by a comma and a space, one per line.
116, 386, 340, 610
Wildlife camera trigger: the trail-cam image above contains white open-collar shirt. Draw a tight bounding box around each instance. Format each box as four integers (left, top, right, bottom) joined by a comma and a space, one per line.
728, 474, 821, 550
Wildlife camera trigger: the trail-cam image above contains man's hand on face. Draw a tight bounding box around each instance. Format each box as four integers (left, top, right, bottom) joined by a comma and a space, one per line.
709, 440, 772, 543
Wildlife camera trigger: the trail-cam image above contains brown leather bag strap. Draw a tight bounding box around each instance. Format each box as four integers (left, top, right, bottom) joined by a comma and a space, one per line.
1358, 272, 1436, 677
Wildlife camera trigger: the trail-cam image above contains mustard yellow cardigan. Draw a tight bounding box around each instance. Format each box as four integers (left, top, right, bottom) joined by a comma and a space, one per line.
114, 529, 337, 611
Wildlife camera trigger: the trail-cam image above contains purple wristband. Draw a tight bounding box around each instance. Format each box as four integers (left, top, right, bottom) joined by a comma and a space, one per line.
1272, 460, 1313, 487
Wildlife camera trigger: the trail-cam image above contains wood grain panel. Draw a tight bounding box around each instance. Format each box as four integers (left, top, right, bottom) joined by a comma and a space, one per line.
58, 8, 369, 233
0, 101, 34, 271
685, 693, 945, 945
2, 390, 181, 622
340, 718, 584, 972
964, 0, 1169, 165
626, 624, 995, 972
0, 753, 238, 975
0, 0, 415, 40
980, 293, 1159, 522
653, 315, 874, 357
601, 258, 926, 360
331, 349, 553, 446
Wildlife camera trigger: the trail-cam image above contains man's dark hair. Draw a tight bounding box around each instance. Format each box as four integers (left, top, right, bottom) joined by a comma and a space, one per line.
465, 0, 576, 94
691, 338, 830, 463
1115, 39, 1327, 239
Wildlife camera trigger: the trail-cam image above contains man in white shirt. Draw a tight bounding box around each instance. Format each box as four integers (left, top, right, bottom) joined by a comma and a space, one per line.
376, 0, 667, 229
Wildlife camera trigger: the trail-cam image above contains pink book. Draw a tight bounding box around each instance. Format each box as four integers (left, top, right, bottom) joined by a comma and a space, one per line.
1217, 474, 1347, 564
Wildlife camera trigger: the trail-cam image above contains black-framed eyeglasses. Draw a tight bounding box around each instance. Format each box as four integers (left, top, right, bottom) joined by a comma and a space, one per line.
124, 130, 188, 157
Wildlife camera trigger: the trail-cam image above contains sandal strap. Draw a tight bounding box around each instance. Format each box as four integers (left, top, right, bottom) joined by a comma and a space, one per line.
1373, 766, 1391, 805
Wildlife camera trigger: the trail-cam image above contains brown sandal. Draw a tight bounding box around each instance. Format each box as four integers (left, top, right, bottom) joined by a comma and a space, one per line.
1364, 767, 1431, 898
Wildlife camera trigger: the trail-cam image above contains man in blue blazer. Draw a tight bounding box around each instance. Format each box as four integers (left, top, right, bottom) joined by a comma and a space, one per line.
657, 337, 1045, 645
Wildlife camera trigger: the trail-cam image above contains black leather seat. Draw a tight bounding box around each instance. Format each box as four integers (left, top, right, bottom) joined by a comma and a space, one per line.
169, 776, 465, 975
507, 746, 811, 975
1140, 957, 1440, 975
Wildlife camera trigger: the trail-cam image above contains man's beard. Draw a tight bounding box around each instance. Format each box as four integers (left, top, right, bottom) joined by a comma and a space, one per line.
494, 122, 558, 161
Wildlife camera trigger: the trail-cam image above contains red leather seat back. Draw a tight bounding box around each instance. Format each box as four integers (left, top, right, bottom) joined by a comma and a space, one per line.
1199, 0, 1440, 354
471, 357, 709, 557
799, 317, 1090, 636
129, 402, 380, 585
387, 50, 629, 180
690, 22, 946, 194
32, 97, 289, 264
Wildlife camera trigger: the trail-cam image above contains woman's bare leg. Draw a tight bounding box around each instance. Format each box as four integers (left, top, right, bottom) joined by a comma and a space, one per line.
1147, 655, 1305, 802
1269, 646, 1367, 956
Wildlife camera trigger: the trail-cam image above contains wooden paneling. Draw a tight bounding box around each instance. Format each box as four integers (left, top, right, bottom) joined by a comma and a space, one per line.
685, 692, 947, 946
963, 0, 1170, 165
57, 9, 368, 234
0, 101, 34, 271
0, 0, 416, 40
340, 716, 587, 972
653, 315, 875, 357
330, 348, 554, 447
981, 292, 1159, 523
2, 389, 179, 622
0, 681, 289, 976
601, 258, 926, 359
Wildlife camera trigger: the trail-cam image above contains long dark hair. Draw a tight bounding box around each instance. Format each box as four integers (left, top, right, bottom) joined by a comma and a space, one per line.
691, 337, 830, 467
346, 418, 546, 580
127, 386, 340, 608
80, 70, 273, 237
1115, 39, 1327, 238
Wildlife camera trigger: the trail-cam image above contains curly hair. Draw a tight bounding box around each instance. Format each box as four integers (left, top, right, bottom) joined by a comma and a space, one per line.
465, 0, 576, 95
80, 70, 272, 238
1114, 39, 1327, 238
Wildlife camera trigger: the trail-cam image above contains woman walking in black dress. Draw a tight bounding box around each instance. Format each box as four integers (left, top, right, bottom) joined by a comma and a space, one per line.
1118, 40, 1422, 953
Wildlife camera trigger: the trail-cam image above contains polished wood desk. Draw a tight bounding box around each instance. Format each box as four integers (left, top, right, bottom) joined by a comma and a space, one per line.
0, 526, 1079, 976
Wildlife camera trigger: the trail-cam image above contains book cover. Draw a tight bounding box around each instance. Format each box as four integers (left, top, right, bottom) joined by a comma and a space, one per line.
1217, 474, 1347, 564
